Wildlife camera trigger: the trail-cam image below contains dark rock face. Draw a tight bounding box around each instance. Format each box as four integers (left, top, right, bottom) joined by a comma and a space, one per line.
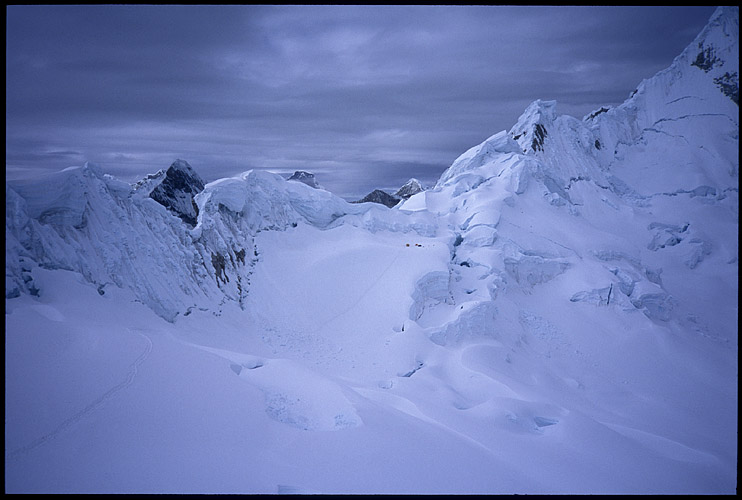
688, 36, 737, 106
353, 189, 401, 208
586, 107, 610, 121
353, 179, 426, 208
691, 43, 722, 72
139, 160, 206, 227
714, 71, 739, 105
531, 123, 547, 152
287, 171, 320, 188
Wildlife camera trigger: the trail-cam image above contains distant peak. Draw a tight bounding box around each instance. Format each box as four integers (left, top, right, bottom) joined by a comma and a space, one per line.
163, 160, 205, 191
287, 170, 321, 189
170, 158, 191, 170
353, 189, 401, 208
509, 100, 557, 154
133, 159, 205, 226
395, 178, 425, 199
401, 178, 422, 188
167, 159, 198, 176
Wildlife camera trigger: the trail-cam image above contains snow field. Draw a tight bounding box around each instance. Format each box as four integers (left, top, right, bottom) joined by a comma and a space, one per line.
5, 7, 738, 493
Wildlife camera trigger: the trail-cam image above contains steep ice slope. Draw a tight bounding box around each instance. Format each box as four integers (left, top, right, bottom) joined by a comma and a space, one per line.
5, 164, 212, 321
400, 5, 738, 341
5, 165, 436, 321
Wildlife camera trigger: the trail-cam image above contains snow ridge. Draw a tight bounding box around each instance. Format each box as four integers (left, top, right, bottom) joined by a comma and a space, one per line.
6, 165, 437, 321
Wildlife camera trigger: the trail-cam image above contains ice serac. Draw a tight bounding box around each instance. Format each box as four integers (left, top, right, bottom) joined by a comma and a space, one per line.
133, 159, 205, 227
6, 163, 210, 321
586, 5, 739, 195
6, 163, 437, 320
399, 5, 737, 344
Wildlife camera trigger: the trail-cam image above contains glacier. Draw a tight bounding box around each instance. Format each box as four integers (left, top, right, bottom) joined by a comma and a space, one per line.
5, 6, 738, 494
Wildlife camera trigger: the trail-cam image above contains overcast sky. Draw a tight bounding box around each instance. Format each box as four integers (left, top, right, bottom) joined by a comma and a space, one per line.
6, 5, 716, 199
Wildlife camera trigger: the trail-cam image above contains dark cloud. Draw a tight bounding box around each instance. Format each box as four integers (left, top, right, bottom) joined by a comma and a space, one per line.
6, 5, 717, 197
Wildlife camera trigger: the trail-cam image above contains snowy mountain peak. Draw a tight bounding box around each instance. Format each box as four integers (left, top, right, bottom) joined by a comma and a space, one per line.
352, 179, 426, 207
287, 170, 321, 189
603, 5, 738, 130
404, 4, 737, 340
691, 6, 738, 67
394, 178, 425, 199
509, 99, 557, 154
687, 5, 739, 104
169, 158, 197, 173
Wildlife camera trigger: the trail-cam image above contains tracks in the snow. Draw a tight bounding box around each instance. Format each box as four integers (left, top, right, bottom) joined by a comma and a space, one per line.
6, 329, 152, 461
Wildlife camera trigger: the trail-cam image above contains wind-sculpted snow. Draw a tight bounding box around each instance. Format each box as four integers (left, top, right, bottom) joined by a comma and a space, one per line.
6, 166, 441, 322
397, 7, 737, 343
436, 130, 522, 187
409, 271, 453, 321
429, 301, 499, 346
6, 164, 215, 321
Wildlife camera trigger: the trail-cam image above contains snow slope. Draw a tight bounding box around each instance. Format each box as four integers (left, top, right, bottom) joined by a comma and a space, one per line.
5, 6, 738, 494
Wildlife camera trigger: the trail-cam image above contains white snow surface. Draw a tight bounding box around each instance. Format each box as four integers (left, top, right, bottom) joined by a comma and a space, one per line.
5, 6, 738, 494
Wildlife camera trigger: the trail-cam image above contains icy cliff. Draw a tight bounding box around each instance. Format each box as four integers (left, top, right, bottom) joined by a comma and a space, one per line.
6, 165, 436, 321
401, 5, 738, 341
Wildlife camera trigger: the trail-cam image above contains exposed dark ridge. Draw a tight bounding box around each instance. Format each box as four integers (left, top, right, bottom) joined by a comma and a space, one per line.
691, 43, 722, 72
352, 189, 401, 208
147, 160, 205, 227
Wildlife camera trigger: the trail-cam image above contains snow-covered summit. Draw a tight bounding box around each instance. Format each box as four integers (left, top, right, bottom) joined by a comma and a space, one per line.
394, 178, 425, 199
352, 179, 426, 208
509, 99, 557, 154
584, 6, 738, 178
401, 4, 737, 339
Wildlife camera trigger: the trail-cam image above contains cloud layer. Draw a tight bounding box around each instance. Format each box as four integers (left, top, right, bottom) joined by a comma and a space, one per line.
6, 5, 715, 198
